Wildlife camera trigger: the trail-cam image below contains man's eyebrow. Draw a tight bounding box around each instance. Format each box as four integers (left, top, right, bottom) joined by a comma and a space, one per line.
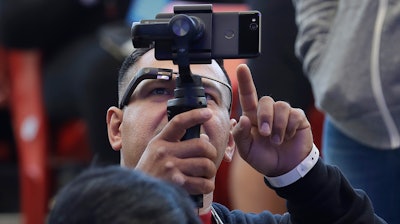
199, 75, 232, 109
202, 79, 224, 95
197, 74, 231, 88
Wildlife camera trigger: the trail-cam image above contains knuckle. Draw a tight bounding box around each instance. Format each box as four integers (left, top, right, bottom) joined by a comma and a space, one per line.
259, 95, 274, 103
155, 145, 169, 159
274, 101, 291, 110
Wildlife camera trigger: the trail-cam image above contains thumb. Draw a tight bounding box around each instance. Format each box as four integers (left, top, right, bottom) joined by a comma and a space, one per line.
232, 116, 252, 158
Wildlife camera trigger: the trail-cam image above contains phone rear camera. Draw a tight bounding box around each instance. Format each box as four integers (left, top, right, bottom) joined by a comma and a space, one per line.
249, 23, 258, 31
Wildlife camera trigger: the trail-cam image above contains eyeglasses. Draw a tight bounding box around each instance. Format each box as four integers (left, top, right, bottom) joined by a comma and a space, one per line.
119, 67, 232, 111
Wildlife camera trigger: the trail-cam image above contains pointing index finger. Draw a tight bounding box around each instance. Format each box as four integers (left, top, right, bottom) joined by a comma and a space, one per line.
236, 64, 258, 123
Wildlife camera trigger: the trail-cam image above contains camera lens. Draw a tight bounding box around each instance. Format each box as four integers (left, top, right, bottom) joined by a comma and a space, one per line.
249, 23, 258, 31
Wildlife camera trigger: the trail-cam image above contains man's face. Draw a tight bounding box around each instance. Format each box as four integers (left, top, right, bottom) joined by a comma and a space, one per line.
109, 49, 235, 169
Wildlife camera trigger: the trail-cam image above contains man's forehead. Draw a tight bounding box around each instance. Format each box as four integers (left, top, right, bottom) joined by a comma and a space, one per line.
129, 49, 228, 83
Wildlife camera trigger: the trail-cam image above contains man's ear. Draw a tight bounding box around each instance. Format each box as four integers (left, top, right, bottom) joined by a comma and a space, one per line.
223, 118, 237, 162
106, 106, 123, 151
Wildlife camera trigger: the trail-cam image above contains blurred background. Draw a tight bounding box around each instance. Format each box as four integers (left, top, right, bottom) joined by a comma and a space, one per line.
0, 0, 322, 223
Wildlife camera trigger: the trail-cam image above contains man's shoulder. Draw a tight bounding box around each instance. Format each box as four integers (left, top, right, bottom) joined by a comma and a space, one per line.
211, 202, 290, 224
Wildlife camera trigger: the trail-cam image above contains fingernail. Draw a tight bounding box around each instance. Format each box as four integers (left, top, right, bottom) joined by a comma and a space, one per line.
260, 122, 270, 135
200, 133, 210, 141
237, 116, 244, 129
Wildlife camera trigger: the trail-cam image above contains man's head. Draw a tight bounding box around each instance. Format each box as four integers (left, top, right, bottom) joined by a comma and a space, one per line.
106, 47, 236, 171
48, 166, 201, 224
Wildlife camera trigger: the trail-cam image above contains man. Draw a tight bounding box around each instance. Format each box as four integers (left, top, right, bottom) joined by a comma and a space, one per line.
106, 47, 386, 223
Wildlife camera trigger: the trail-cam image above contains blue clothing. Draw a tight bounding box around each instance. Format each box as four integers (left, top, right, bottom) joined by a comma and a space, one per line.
125, 0, 170, 24
213, 159, 387, 223
323, 117, 400, 224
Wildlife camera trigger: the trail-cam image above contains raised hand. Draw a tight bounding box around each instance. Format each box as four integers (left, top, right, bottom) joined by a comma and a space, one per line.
232, 64, 313, 177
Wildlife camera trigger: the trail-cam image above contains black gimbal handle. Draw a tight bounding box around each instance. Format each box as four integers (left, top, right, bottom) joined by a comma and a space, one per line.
166, 10, 209, 208
133, 4, 215, 209
167, 69, 207, 208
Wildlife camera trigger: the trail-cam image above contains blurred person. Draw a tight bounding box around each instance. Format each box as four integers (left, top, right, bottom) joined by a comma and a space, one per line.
105, 46, 386, 223
48, 166, 201, 224
293, 0, 400, 223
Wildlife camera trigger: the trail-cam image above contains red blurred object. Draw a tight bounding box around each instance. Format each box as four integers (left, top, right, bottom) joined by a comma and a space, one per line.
5, 48, 91, 224
8, 49, 50, 224
307, 103, 325, 155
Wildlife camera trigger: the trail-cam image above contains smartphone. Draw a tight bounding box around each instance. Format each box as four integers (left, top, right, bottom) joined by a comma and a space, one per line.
132, 5, 261, 61
212, 11, 261, 59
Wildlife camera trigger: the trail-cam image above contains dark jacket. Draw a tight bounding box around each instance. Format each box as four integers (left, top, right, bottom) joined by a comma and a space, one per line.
213, 160, 386, 223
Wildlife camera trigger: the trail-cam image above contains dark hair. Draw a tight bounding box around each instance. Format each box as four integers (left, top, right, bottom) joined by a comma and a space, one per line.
47, 166, 201, 224
117, 47, 232, 104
